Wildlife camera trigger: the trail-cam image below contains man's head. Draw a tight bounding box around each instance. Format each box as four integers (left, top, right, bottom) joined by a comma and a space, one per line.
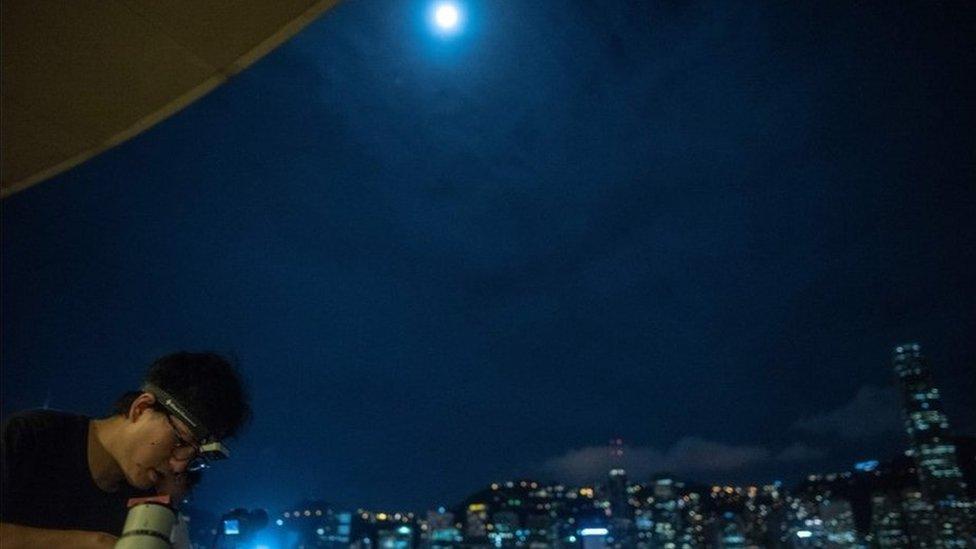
109, 352, 251, 489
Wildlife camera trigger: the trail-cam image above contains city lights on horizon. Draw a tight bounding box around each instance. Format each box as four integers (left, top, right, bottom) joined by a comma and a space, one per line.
198, 344, 974, 547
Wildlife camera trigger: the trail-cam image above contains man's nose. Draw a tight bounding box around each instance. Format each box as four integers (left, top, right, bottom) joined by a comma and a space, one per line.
169, 456, 190, 473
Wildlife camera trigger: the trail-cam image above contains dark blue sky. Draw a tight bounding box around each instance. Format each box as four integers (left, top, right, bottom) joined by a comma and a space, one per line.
3, 1, 975, 514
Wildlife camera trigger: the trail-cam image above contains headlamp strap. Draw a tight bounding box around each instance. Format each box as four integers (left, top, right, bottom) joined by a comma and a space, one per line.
141, 383, 210, 442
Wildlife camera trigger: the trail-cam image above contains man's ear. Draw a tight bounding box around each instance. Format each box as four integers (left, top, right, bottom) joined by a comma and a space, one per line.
128, 392, 157, 422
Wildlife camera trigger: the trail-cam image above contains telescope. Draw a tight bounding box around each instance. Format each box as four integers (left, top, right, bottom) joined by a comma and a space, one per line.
114, 496, 180, 549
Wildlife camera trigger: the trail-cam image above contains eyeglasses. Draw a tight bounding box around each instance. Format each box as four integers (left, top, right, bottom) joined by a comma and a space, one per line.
165, 414, 201, 460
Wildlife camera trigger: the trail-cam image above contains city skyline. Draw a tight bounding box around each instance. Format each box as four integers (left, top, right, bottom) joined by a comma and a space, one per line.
197, 343, 974, 547
226, 343, 976, 509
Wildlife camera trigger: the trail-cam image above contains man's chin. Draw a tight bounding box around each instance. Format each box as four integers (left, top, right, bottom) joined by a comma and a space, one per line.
127, 469, 156, 490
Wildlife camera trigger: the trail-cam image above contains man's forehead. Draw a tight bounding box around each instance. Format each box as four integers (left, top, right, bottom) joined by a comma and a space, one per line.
168, 414, 197, 440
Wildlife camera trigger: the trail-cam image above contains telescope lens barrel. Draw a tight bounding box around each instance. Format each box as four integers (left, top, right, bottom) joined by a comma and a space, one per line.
114, 502, 177, 549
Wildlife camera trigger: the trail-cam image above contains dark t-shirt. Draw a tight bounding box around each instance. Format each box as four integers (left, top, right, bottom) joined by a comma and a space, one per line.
1, 409, 151, 535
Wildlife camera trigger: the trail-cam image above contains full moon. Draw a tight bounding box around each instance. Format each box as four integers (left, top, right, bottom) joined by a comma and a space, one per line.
434, 3, 460, 30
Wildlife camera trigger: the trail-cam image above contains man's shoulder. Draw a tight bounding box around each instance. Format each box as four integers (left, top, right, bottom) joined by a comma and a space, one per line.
2, 411, 115, 531
2, 409, 89, 444
2, 409, 90, 494
3, 408, 88, 428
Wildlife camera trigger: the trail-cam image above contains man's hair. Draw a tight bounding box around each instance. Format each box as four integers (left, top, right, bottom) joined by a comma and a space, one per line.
112, 352, 251, 440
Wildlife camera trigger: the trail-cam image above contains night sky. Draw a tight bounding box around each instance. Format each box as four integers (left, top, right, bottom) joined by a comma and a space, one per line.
2, 1, 975, 515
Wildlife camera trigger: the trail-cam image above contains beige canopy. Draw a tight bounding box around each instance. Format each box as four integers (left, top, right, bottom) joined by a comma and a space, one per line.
1, 0, 341, 197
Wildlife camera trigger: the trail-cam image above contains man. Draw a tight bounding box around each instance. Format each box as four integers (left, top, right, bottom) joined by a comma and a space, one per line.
1, 352, 251, 548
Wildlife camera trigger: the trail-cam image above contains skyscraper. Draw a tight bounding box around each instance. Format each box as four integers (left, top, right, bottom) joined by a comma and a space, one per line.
607, 468, 631, 520
893, 344, 965, 499
892, 343, 974, 547
870, 492, 909, 548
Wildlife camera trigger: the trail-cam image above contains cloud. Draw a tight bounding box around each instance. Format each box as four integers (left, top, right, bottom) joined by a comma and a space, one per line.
662, 438, 773, 471
775, 442, 827, 462
792, 385, 902, 438
543, 437, 779, 483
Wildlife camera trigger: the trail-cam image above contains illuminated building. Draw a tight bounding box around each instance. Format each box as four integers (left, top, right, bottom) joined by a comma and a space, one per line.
607, 468, 631, 520
580, 526, 609, 549
900, 488, 938, 548
649, 475, 681, 548
604, 468, 635, 548
376, 524, 414, 549
782, 473, 862, 547
351, 509, 416, 549
464, 502, 489, 541
633, 505, 654, 549
458, 480, 559, 547
870, 492, 909, 548
820, 498, 858, 547
894, 345, 966, 498
423, 507, 461, 548
698, 482, 785, 547
275, 500, 352, 548
714, 513, 747, 548
633, 477, 706, 549
893, 343, 974, 546
680, 490, 706, 548
488, 510, 519, 547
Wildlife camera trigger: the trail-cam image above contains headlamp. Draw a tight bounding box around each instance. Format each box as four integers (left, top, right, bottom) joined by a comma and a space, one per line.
142, 382, 230, 466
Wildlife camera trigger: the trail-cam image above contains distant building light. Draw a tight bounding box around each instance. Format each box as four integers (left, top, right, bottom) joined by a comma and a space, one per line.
275, 519, 284, 526
581, 528, 609, 537
223, 519, 240, 536
317, 528, 325, 535
797, 530, 813, 539
855, 460, 880, 472
397, 526, 412, 535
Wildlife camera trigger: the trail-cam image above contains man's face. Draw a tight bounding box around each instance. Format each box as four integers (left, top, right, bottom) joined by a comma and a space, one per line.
120, 394, 199, 490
